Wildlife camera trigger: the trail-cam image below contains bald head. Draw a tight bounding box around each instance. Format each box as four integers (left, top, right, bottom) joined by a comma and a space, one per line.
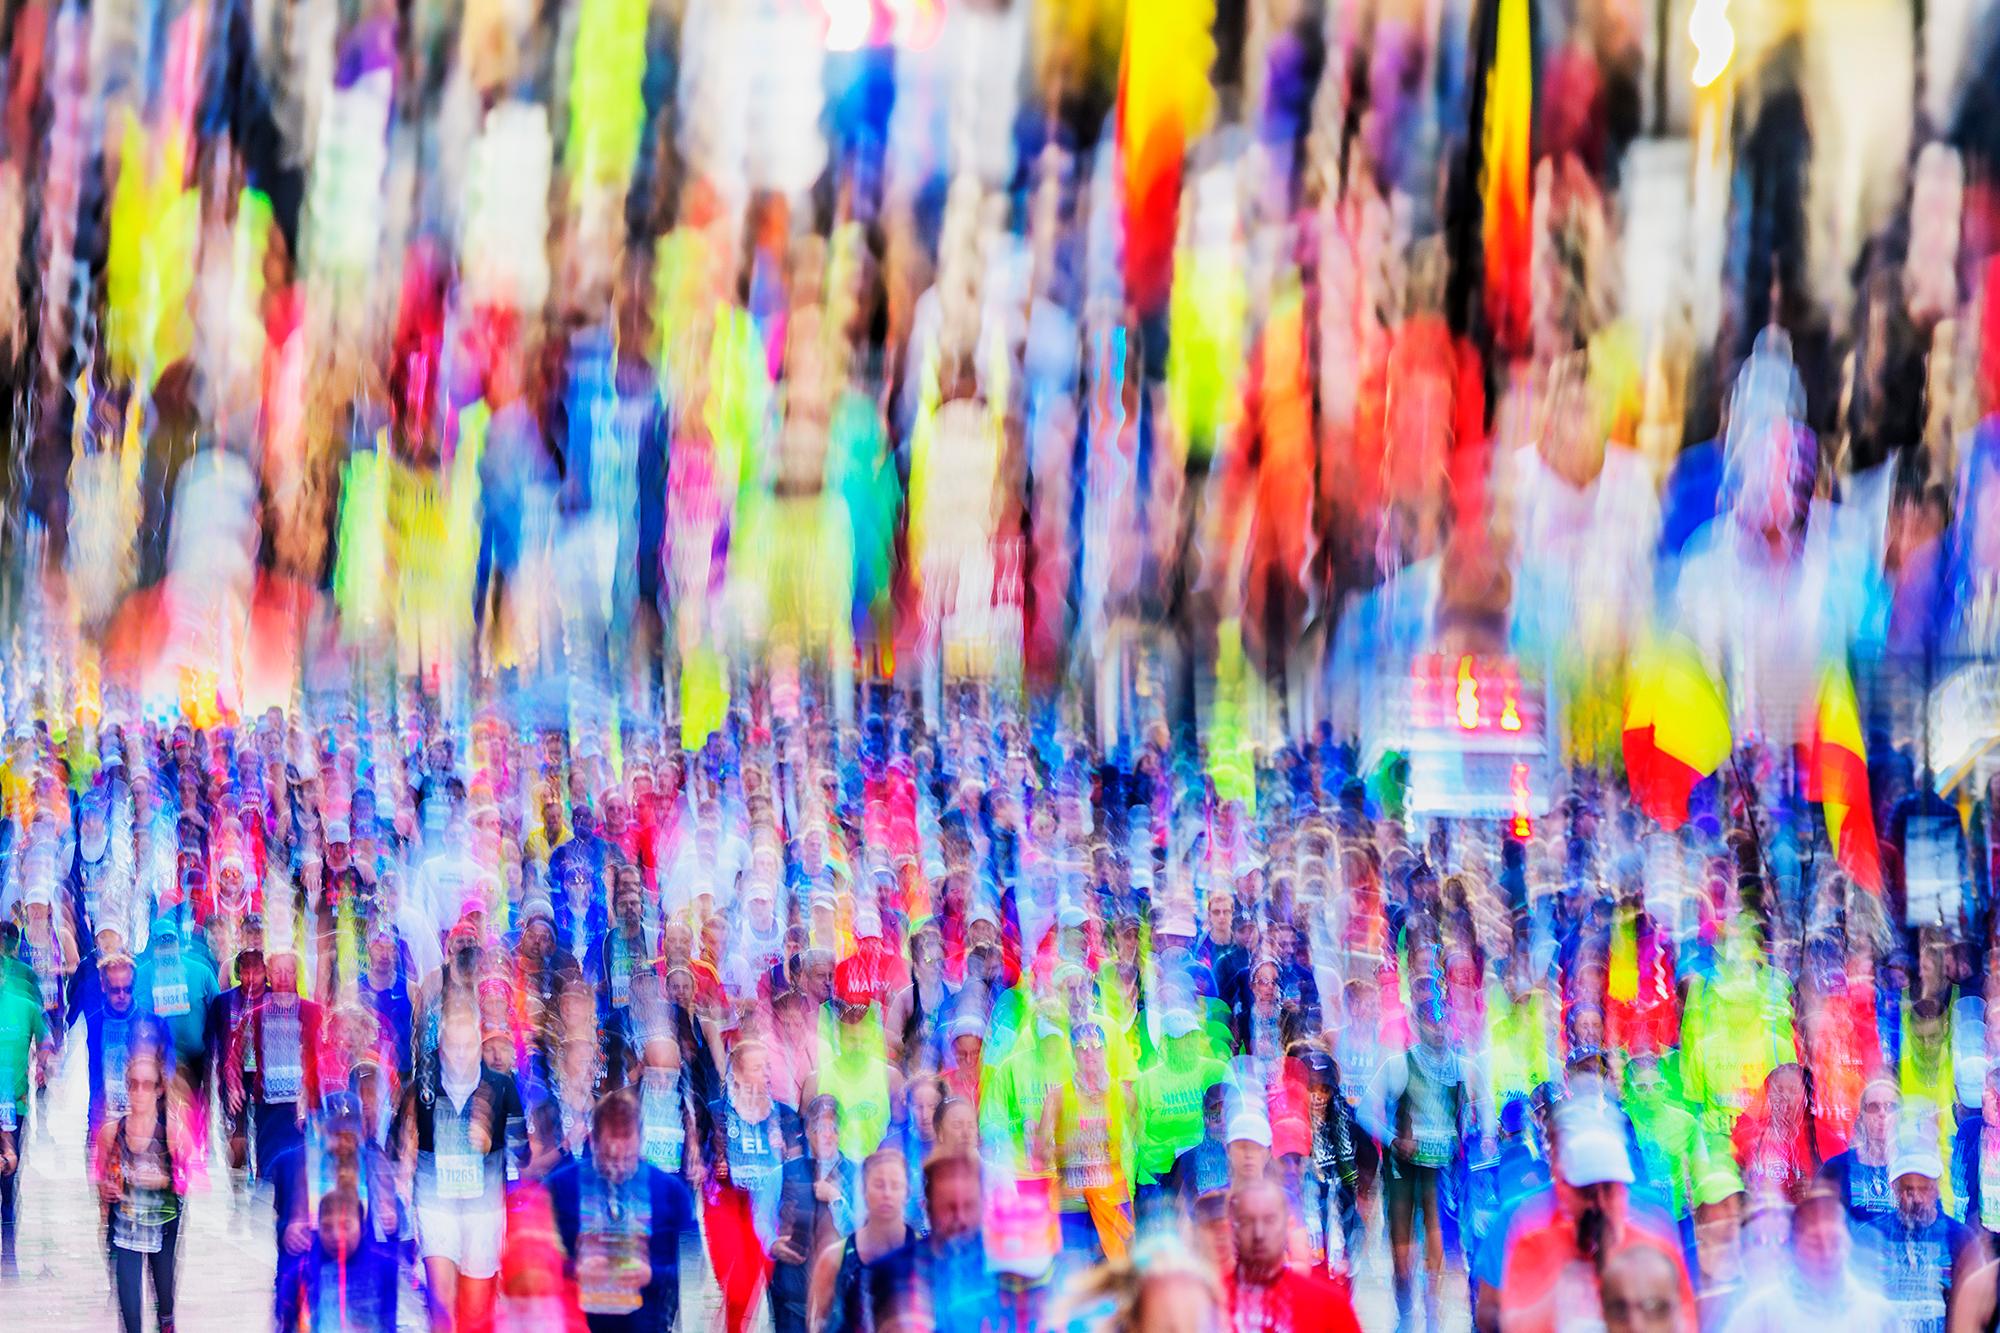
1228, 1178, 1289, 1278
1600, 1243, 1685, 1333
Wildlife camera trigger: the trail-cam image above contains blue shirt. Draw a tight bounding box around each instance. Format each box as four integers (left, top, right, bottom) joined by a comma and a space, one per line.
548, 1158, 697, 1333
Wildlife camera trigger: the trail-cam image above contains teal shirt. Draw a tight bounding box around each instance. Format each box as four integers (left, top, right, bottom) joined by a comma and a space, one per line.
136, 934, 219, 1060
0, 982, 48, 1104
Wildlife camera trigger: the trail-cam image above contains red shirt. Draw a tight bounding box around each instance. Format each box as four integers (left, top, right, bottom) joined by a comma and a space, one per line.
1499, 1213, 1695, 1333
1223, 1266, 1362, 1333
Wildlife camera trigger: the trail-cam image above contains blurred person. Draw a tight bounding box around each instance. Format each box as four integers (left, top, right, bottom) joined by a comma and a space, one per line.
1222, 1176, 1362, 1333
705, 1038, 798, 1333
1731, 1061, 1832, 1205
770, 1094, 856, 1333
134, 913, 219, 1099
1691, 1166, 1750, 1328
224, 948, 325, 1181
811, 1146, 918, 1333
80, 954, 171, 1153
1828, 1078, 1905, 1222
1043, 1020, 1134, 1263
1626, 1054, 1706, 1223
93, 1046, 194, 1333
0, 919, 51, 1273
399, 998, 527, 1332
933, 1095, 978, 1159
1052, 1232, 1223, 1333
302, 1187, 400, 1333
1721, 1173, 1897, 1332
1600, 1241, 1693, 1333
1499, 1104, 1695, 1333
918, 1153, 993, 1329
546, 1088, 698, 1333
1856, 1134, 1976, 1333
1953, 1063, 2000, 1237
1367, 979, 1489, 1329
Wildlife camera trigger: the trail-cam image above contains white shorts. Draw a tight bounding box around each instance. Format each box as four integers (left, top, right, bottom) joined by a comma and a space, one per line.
415, 1193, 505, 1280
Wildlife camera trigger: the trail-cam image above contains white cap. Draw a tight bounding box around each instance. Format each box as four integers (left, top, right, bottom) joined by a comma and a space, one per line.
1891, 1144, 1944, 1181
1162, 1008, 1200, 1039
1559, 1122, 1635, 1188
1226, 1113, 1272, 1149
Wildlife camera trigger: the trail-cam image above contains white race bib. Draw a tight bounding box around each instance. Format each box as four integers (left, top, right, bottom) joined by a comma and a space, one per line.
435, 1110, 483, 1200
105, 1041, 130, 1116
642, 1084, 685, 1172
153, 971, 190, 1018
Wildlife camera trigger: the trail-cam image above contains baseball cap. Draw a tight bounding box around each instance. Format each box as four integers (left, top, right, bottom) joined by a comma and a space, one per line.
1226, 1112, 1272, 1149
1558, 1116, 1635, 1187
1162, 1008, 1200, 1039
323, 1091, 363, 1135
1891, 1143, 1944, 1181
1693, 1162, 1747, 1208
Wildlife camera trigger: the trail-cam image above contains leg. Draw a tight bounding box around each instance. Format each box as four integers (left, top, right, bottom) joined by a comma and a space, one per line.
769, 1259, 810, 1333
151, 1217, 179, 1331
1419, 1170, 1446, 1330
114, 1244, 144, 1333
276, 1250, 308, 1333
705, 1187, 771, 1333
456, 1274, 496, 1333
424, 1257, 460, 1332
1386, 1160, 1417, 1331
0, 1123, 19, 1270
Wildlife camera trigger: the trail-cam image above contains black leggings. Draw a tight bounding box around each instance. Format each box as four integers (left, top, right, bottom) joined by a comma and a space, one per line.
0, 1128, 18, 1257
114, 1217, 179, 1333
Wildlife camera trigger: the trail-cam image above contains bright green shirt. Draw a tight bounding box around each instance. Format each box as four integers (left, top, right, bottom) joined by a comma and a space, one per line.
1629, 1098, 1706, 1218
1132, 1043, 1228, 1183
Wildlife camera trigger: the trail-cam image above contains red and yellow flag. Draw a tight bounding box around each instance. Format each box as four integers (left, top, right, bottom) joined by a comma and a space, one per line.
1807, 659, 1883, 894
1622, 635, 1732, 831
1118, 0, 1215, 318
1482, 0, 1533, 355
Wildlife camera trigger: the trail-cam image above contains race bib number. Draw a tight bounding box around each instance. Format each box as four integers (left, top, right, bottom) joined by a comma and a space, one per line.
1413, 1132, 1458, 1167
263, 1014, 302, 1102
642, 1085, 685, 1171
153, 969, 190, 1019
264, 1056, 302, 1103
435, 1113, 483, 1200
106, 1044, 131, 1116
610, 965, 630, 1009
0, 1099, 16, 1132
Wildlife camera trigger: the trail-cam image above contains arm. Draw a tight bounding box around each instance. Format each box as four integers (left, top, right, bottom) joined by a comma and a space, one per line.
223, 1008, 249, 1114
396, 1086, 420, 1196
1951, 1256, 2000, 1333
1473, 1279, 1502, 1333
809, 1241, 844, 1333
502, 1076, 530, 1170
93, 1119, 121, 1204
1358, 1051, 1406, 1149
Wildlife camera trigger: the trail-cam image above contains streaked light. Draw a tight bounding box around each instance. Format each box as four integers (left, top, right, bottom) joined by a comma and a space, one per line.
1456, 654, 1482, 730
1690, 0, 1734, 88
